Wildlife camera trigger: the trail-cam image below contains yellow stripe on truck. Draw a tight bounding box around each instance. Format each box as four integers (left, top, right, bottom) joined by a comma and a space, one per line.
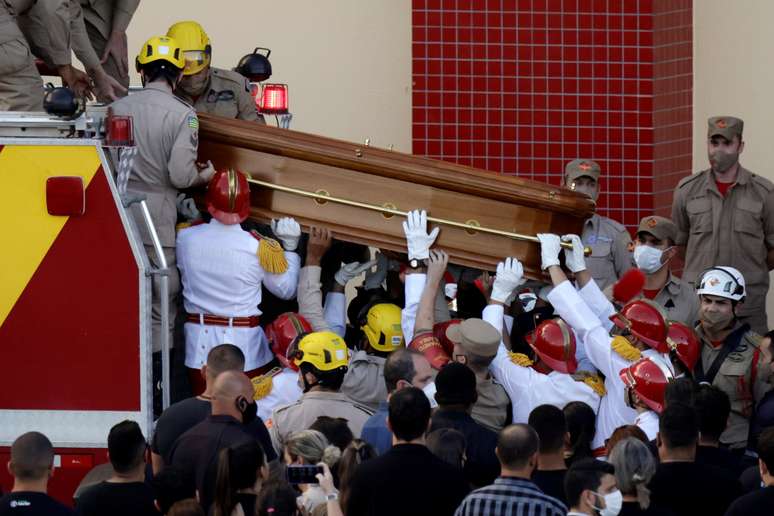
0, 145, 100, 326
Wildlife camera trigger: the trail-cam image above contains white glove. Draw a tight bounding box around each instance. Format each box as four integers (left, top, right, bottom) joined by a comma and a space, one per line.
537, 233, 562, 270
364, 252, 389, 290
176, 193, 201, 221
402, 209, 439, 260
491, 257, 525, 303
561, 234, 587, 273
271, 217, 301, 251
197, 160, 216, 183
335, 260, 377, 287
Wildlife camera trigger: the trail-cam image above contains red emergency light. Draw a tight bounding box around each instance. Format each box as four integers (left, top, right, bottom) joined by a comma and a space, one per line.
105, 114, 134, 147
260, 84, 289, 114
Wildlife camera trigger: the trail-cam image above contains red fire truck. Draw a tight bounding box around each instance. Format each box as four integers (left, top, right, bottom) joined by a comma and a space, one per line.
0, 107, 165, 504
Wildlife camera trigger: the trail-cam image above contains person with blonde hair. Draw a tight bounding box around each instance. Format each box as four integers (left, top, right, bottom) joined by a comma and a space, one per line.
284, 430, 341, 514
607, 437, 656, 515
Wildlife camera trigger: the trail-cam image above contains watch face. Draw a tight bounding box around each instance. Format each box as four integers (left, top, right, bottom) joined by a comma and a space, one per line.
410, 259, 419, 268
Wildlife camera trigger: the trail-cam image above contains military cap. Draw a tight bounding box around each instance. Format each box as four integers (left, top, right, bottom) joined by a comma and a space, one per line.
637, 216, 677, 243
565, 159, 601, 183
445, 318, 500, 358
708, 116, 743, 140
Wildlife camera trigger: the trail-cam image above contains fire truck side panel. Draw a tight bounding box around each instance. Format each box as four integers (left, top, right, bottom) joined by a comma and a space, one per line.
0, 141, 153, 452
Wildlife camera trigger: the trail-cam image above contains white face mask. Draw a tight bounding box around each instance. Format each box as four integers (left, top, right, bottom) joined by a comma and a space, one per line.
633, 244, 665, 274
593, 489, 623, 516
422, 381, 439, 409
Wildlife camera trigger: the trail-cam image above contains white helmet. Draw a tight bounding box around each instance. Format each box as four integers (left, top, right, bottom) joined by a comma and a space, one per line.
696, 266, 746, 302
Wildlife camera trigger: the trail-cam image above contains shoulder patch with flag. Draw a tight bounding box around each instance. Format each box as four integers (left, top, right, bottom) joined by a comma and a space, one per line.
187, 115, 199, 130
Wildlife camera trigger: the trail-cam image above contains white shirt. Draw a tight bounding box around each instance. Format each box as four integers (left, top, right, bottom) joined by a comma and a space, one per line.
297, 265, 346, 336
635, 410, 660, 441
484, 304, 601, 423
256, 368, 303, 423
401, 273, 425, 342
176, 220, 300, 369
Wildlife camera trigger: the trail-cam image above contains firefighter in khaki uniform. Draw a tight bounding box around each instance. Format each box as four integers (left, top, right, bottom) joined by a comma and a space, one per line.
167, 21, 264, 123
110, 36, 215, 410
672, 116, 774, 334
269, 331, 374, 453
564, 159, 633, 291
630, 216, 698, 326
78, 0, 141, 98
693, 267, 774, 449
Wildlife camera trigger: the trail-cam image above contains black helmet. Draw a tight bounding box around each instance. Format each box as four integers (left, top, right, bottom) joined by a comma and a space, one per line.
235, 47, 272, 82
43, 86, 84, 119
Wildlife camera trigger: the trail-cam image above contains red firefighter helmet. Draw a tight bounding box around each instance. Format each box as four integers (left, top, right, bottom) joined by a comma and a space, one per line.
610, 299, 668, 352
205, 168, 250, 224
666, 321, 700, 371
619, 356, 674, 413
526, 318, 578, 374
433, 319, 463, 356
265, 312, 312, 371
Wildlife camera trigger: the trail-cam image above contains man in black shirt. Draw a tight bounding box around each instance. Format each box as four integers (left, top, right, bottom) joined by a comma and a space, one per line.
168, 371, 262, 513
726, 426, 774, 516
694, 384, 742, 475
0, 432, 72, 516
528, 404, 569, 506
151, 344, 276, 472
347, 387, 470, 515
76, 421, 158, 516
430, 362, 500, 487
648, 402, 742, 516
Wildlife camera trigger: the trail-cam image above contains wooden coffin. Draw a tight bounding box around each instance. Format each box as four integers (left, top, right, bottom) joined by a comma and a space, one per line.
197, 113, 595, 279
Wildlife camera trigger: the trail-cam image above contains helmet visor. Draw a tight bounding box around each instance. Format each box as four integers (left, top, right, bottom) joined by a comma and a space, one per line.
183, 50, 210, 75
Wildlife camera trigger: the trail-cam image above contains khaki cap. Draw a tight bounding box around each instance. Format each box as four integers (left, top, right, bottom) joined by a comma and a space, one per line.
708, 116, 743, 140
636, 216, 677, 243
565, 159, 601, 183
445, 318, 500, 358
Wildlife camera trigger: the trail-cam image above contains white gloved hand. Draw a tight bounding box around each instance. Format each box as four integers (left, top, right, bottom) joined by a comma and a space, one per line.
271, 217, 301, 251
335, 260, 377, 286
176, 193, 201, 221
537, 233, 562, 270
402, 209, 440, 260
491, 257, 525, 303
561, 234, 587, 273
364, 252, 389, 290
197, 160, 216, 183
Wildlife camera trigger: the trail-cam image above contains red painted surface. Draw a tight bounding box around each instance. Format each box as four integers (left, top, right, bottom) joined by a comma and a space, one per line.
412, 0, 692, 231
0, 447, 109, 507
0, 168, 141, 411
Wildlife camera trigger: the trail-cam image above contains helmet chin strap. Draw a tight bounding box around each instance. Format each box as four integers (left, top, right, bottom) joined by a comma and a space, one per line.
301, 372, 319, 393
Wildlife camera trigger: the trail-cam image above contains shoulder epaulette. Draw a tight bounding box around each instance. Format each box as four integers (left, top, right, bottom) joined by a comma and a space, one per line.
676, 172, 705, 189
751, 174, 774, 192
611, 335, 642, 362
250, 230, 289, 274
572, 372, 607, 397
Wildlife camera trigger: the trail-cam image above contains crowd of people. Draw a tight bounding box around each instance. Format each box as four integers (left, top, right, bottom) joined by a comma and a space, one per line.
2, 8, 774, 516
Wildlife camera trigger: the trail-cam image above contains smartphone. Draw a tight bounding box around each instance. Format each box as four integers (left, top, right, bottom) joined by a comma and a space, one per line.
286, 465, 323, 484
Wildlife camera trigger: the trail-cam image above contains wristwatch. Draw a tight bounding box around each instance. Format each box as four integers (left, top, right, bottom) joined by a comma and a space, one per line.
409, 258, 420, 268
326, 492, 339, 501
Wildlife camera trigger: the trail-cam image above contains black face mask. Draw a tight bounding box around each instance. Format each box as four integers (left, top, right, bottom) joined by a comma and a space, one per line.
236, 397, 258, 425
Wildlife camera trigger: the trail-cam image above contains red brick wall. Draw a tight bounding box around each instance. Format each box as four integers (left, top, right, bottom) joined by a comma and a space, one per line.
411, 0, 692, 231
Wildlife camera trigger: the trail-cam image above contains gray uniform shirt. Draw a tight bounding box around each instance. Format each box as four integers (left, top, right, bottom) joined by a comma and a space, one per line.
109, 82, 203, 247
582, 213, 633, 292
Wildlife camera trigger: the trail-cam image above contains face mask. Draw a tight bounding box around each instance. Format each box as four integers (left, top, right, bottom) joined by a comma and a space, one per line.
236, 397, 258, 425
633, 245, 665, 274
178, 71, 209, 97
700, 308, 735, 334
574, 184, 599, 201
422, 381, 439, 409
593, 489, 623, 516
709, 150, 739, 173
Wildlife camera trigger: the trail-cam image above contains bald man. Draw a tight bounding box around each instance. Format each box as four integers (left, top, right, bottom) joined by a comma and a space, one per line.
168, 371, 267, 512
0, 432, 73, 515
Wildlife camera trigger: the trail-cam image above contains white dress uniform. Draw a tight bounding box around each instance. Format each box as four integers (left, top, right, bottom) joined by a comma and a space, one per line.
547, 280, 664, 450
484, 304, 601, 423
634, 410, 659, 441
401, 273, 424, 341
255, 368, 303, 423
176, 219, 300, 371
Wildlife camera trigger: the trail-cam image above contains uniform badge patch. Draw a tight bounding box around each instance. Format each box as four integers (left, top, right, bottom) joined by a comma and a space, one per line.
187, 115, 199, 130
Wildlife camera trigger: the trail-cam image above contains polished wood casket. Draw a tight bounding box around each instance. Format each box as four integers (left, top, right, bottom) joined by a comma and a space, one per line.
198, 113, 595, 279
